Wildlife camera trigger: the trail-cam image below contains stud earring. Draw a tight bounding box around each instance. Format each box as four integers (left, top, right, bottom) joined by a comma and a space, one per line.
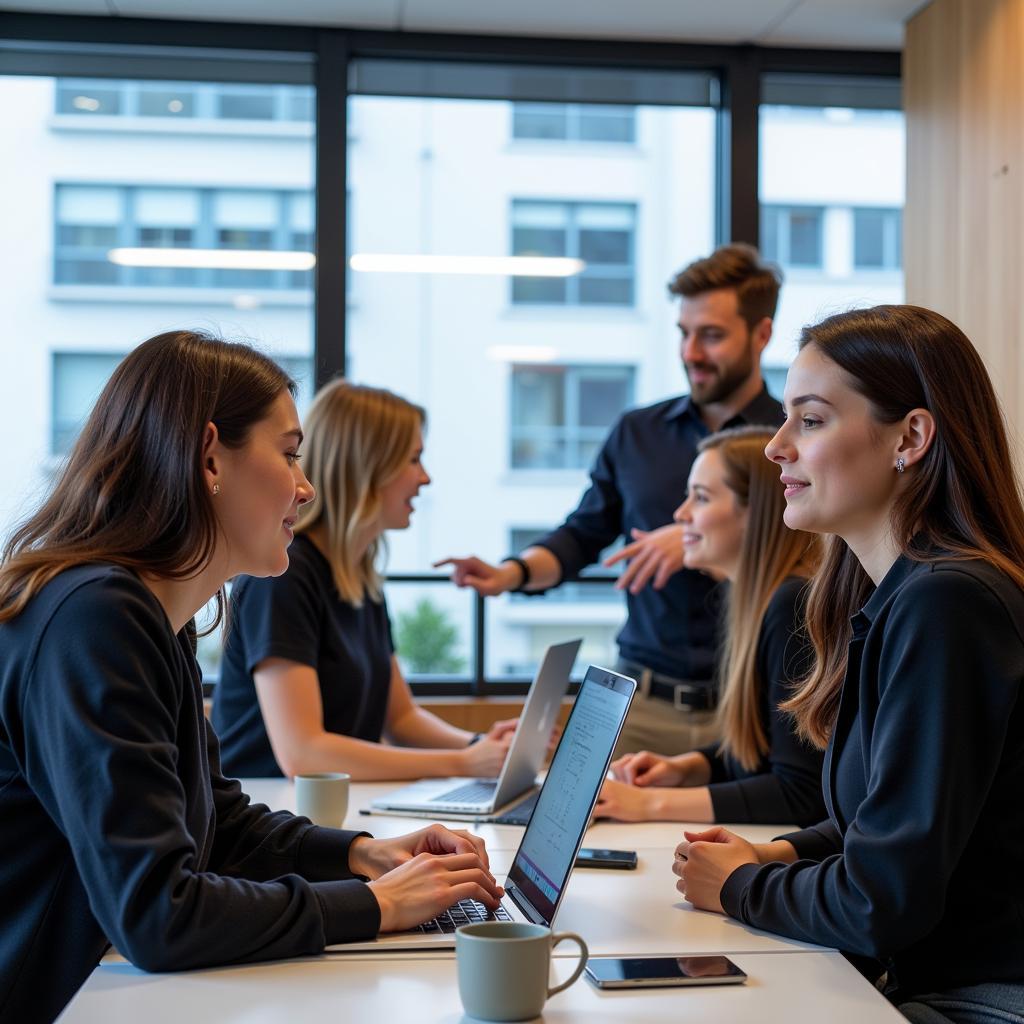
896, 458, 905, 474
212, 483, 220, 495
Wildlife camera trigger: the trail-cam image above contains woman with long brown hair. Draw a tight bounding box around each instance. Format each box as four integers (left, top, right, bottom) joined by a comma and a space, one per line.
0, 332, 501, 1024
674, 306, 1024, 1023
595, 425, 825, 827
212, 379, 515, 780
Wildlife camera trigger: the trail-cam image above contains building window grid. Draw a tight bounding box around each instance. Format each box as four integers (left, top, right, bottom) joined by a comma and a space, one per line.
510, 199, 637, 306
853, 206, 902, 270
53, 184, 314, 290
55, 79, 314, 123
760, 203, 825, 269
510, 364, 635, 470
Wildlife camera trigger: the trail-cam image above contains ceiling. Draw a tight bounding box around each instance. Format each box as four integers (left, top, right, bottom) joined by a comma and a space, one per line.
1, 0, 930, 50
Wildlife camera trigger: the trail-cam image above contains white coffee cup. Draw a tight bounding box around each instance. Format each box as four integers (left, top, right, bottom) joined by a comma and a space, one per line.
455, 921, 588, 1021
294, 772, 350, 827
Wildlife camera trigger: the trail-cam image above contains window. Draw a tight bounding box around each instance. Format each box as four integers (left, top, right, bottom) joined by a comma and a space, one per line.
758, 90, 904, 390
854, 207, 902, 270
54, 79, 314, 123
760, 205, 825, 269
53, 184, 313, 291
511, 201, 636, 306
512, 103, 636, 143
51, 352, 315, 458
51, 353, 124, 455
510, 364, 634, 469
54, 186, 123, 285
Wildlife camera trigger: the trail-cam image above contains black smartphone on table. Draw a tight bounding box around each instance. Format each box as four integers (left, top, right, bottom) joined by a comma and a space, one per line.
574, 847, 638, 870
585, 955, 747, 989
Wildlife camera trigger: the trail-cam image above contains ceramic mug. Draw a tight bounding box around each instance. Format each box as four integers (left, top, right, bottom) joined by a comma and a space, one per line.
294, 772, 350, 827
455, 921, 589, 1022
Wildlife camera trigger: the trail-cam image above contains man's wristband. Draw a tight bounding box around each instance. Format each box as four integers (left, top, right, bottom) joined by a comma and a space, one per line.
502, 555, 531, 592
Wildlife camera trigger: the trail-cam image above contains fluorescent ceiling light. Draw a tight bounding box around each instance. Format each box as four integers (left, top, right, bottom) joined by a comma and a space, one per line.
349, 254, 585, 277
107, 248, 315, 271
487, 345, 559, 362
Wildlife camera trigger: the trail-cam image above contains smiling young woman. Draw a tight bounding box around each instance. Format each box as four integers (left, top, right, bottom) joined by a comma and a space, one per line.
0, 333, 502, 1023
212, 379, 518, 782
672, 306, 1024, 1024
595, 426, 824, 828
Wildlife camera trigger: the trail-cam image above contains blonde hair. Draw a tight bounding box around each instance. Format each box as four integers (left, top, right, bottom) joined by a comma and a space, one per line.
698, 426, 820, 771
296, 381, 425, 606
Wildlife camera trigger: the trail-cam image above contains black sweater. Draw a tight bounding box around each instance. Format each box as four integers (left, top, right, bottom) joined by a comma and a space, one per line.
0, 565, 381, 1024
722, 556, 1024, 996
697, 577, 825, 826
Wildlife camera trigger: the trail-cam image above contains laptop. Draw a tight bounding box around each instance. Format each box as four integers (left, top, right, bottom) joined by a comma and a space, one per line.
371, 638, 582, 817
330, 664, 636, 952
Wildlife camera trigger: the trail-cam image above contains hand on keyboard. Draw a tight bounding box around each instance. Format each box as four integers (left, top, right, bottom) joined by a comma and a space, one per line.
367, 850, 504, 933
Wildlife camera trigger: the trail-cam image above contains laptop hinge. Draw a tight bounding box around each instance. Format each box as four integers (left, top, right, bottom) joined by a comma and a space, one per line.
505, 884, 547, 926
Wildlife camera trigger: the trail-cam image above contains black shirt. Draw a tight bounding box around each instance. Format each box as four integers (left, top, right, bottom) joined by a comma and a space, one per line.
0, 565, 380, 1024
721, 555, 1024, 996
214, 534, 394, 778
697, 576, 825, 826
534, 387, 784, 681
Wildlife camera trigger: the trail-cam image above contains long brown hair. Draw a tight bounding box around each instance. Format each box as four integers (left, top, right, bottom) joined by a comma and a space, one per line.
0, 330, 293, 626
781, 305, 1024, 747
700, 426, 819, 770
295, 380, 425, 606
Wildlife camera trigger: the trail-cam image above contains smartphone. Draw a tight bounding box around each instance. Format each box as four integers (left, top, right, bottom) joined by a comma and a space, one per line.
585, 955, 747, 989
574, 847, 637, 870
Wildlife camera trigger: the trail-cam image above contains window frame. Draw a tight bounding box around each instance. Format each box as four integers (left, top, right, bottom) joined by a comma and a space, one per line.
1, 14, 900, 695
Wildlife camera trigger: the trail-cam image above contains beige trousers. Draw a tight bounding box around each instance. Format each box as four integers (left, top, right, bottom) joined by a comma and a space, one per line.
612, 690, 720, 760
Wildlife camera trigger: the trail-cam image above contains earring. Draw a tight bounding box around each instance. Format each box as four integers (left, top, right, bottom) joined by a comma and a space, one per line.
896, 458, 905, 474
212, 483, 220, 495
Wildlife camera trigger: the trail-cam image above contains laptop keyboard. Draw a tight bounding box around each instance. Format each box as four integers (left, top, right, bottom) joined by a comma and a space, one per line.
417, 899, 512, 933
491, 790, 539, 826
430, 779, 498, 805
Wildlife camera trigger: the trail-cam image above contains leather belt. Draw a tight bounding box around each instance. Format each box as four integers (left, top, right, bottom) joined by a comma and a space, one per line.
617, 660, 718, 712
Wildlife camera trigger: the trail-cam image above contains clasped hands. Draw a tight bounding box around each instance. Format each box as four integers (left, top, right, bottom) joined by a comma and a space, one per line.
672, 826, 760, 914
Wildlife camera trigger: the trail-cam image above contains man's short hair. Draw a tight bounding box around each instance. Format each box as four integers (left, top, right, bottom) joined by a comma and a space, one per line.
668, 243, 783, 331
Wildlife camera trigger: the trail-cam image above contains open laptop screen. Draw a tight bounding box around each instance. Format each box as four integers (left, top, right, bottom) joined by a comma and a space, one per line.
505, 666, 635, 924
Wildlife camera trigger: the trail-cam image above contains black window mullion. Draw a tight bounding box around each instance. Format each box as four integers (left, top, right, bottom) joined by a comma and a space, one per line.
721, 47, 760, 246
313, 29, 349, 390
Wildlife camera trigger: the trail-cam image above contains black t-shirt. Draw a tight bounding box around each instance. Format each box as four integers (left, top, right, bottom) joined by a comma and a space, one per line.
213, 534, 394, 778
696, 576, 825, 827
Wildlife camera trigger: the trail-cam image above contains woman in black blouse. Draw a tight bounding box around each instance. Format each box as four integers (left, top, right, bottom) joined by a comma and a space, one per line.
596, 425, 825, 827
0, 332, 501, 1024
674, 306, 1024, 1023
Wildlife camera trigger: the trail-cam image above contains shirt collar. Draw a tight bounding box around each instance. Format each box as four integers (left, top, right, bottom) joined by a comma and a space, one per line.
855, 552, 926, 630
664, 385, 779, 426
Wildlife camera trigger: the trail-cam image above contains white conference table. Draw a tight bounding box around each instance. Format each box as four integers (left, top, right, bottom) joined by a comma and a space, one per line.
61, 952, 905, 1023
59, 778, 902, 1022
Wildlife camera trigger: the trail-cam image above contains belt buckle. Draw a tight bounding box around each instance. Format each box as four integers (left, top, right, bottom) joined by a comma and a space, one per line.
673, 683, 702, 712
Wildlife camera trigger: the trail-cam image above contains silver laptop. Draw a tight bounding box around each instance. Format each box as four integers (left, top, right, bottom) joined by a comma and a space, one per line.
371, 638, 582, 816
330, 664, 636, 952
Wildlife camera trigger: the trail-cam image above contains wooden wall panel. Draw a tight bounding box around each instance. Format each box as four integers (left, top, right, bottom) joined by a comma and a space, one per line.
905, 0, 1024, 460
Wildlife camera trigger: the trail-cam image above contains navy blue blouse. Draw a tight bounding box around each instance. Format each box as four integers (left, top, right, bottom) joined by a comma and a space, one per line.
722, 555, 1024, 996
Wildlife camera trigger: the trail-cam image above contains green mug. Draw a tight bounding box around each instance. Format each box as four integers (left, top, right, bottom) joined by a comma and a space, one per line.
455, 921, 589, 1022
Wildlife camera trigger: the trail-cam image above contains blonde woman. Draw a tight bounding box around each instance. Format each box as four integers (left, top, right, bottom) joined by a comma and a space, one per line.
212, 381, 514, 780
595, 425, 825, 827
